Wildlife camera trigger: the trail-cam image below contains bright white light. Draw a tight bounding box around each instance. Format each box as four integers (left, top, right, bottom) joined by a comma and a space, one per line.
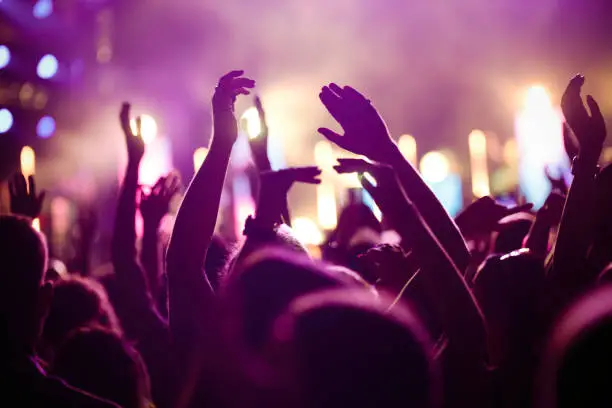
37, 54, 59, 79
36, 116, 56, 138
0, 45, 10, 69
0, 108, 13, 133
33, 0, 53, 19
193, 147, 209, 172
524, 85, 551, 112
419, 151, 450, 183
130, 114, 158, 145
241, 107, 261, 139
292, 217, 324, 245
20, 146, 36, 178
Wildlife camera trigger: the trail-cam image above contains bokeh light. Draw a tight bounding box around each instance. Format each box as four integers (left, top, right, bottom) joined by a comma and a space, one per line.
193, 147, 209, 172
20, 146, 36, 177
419, 151, 450, 184
0, 108, 14, 133
398, 134, 417, 165
37, 54, 59, 79
292, 217, 324, 245
36, 115, 56, 138
129, 114, 158, 145
240, 107, 261, 139
33, 0, 53, 19
0, 45, 10, 69
468, 130, 491, 197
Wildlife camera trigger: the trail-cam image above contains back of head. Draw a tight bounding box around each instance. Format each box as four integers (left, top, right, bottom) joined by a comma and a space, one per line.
537, 285, 612, 408
51, 327, 150, 408
270, 289, 438, 408
0, 215, 48, 349
223, 247, 346, 351
41, 275, 121, 355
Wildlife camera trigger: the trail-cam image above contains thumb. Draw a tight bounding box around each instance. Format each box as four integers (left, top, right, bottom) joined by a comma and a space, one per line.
318, 128, 344, 147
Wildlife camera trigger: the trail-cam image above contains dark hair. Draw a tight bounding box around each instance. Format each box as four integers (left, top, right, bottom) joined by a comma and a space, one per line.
537, 285, 612, 408
0, 215, 48, 346
270, 289, 438, 408
51, 327, 151, 408
40, 275, 121, 358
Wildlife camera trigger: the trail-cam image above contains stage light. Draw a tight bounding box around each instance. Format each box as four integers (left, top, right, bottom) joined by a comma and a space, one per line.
292, 217, 324, 246
37, 54, 59, 79
130, 114, 157, 145
398, 134, 417, 165
524, 85, 551, 112
0, 45, 10, 69
37, 115, 56, 138
468, 130, 490, 197
20, 146, 36, 177
0, 108, 13, 133
419, 151, 450, 184
33, 0, 53, 19
240, 107, 261, 139
193, 147, 209, 172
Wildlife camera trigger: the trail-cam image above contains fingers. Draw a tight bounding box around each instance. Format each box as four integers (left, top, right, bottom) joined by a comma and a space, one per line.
562, 75, 590, 129
333, 158, 371, 174
328, 83, 344, 97
120, 102, 132, 134
165, 174, 181, 197
317, 127, 344, 147
586, 95, 606, 134
359, 173, 378, 200
219, 70, 245, 84
135, 116, 142, 138
28, 175, 37, 196
152, 177, 166, 195
14, 173, 27, 195
342, 85, 368, 102
37, 191, 46, 206
286, 166, 322, 184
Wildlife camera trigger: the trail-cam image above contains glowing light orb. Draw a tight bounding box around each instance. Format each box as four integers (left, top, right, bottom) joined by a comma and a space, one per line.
130, 114, 157, 145
33, 0, 53, 19
398, 134, 417, 165
20, 146, 36, 177
240, 107, 261, 139
419, 151, 450, 184
0, 108, 14, 133
36, 116, 56, 138
0, 45, 10, 69
37, 54, 59, 79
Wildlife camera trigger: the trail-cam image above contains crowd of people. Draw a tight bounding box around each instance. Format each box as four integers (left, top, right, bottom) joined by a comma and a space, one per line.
2, 69, 611, 408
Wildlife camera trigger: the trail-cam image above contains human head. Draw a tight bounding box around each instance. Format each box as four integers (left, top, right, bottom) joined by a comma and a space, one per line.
493, 213, 534, 255
267, 288, 439, 408
40, 275, 121, 360
0, 215, 50, 353
472, 249, 546, 364
51, 327, 151, 408
537, 285, 612, 408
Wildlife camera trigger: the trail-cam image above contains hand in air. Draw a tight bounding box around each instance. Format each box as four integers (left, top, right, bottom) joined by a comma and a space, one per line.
139, 173, 182, 226
212, 70, 256, 146
454, 196, 533, 238
359, 243, 418, 291
333, 158, 406, 221
545, 167, 568, 195
9, 173, 45, 219
257, 167, 321, 226
538, 191, 566, 227
120, 103, 145, 164
318, 84, 396, 162
561, 75, 607, 165
248, 96, 272, 171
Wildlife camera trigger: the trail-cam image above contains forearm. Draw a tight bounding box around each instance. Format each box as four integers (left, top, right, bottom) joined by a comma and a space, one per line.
524, 216, 552, 257
395, 203, 487, 360
142, 222, 162, 297
112, 162, 139, 264
386, 146, 470, 273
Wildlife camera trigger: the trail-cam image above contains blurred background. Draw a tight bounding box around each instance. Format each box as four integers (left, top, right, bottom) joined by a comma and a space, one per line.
1, 0, 611, 270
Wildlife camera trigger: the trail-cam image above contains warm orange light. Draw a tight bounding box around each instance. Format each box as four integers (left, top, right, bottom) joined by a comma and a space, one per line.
468, 130, 490, 197
20, 146, 36, 178
398, 134, 417, 166
193, 147, 209, 172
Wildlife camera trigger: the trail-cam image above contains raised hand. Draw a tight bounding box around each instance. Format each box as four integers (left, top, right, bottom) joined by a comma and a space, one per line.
318, 84, 396, 162
454, 196, 533, 238
212, 70, 256, 147
563, 123, 580, 162
538, 191, 565, 227
561, 75, 607, 166
545, 167, 569, 195
9, 173, 45, 219
256, 167, 321, 226
140, 173, 182, 227
359, 243, 417, 290
120, 103, 145, 164
249, 96, 272, 171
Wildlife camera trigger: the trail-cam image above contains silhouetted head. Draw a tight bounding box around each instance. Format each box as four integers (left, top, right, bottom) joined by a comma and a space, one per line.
0, 215, 51, 353
40, 275, 121, 360
537, 284, 612, 408
222, 247, 347, 352
267, 289, 439, 408
473, 249, 546, 364
51, 327, 151, 408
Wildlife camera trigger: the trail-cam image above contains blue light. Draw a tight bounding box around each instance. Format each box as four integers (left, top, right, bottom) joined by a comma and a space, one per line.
36, 116, 56, 138
0, 45, 10, 69
33, 0, 53, 19
0, 109, 14, 133
37, 54, 58, 79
